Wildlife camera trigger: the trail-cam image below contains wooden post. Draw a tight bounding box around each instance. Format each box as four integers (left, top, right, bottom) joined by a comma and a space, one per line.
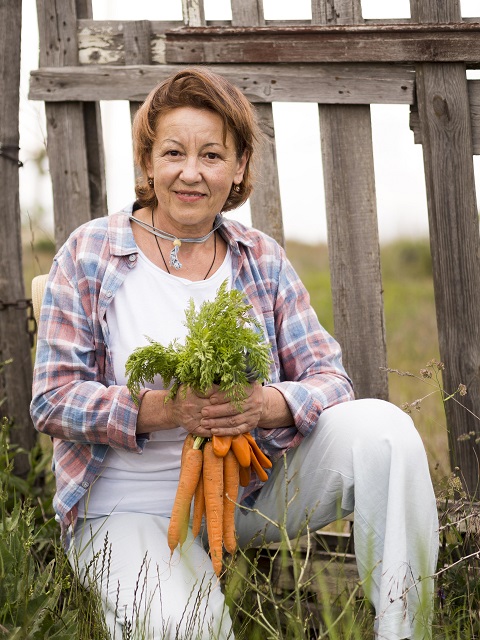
76, 0, 107, 220
231, 0, 285, 247
36, 0, 106, 247
411, 0, 480, 497
0, 0, 36, 472
314, 0, 388, 400
182, 0, 205, 27
124, 20, 152, 182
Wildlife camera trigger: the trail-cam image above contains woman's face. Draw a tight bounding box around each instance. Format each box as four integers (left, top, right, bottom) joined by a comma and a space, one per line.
146, 106, 247, 236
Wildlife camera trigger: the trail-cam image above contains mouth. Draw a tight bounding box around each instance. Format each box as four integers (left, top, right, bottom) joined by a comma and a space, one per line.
174, 190, 207, 202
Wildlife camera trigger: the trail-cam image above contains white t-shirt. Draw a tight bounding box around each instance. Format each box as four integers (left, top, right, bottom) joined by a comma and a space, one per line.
77, 245, 232, 518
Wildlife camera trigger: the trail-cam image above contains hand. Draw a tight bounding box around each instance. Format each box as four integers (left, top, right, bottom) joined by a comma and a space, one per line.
168, 385, 218, 438
199, 382, 264, 437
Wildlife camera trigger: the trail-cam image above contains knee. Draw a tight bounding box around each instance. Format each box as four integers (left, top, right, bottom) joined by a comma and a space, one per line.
350, 399, 429, 471
320, 398, 427, 466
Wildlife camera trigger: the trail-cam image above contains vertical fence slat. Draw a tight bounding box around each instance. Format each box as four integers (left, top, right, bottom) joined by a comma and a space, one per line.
410, 0, 461, 23
230, 0, 284, 246
314, 0, 388, 399
83, 101, 107, 219
311, 0, 362, 24
76, 0, 107, 221
411, 0, 480, 497
76, 0, 107, 218
182, 0, 206, 26
249, 105, 285, 246
231, 0, 264, 26
0, 0, 36, 471
37, 0, 103, 246
124, 21, 152, 182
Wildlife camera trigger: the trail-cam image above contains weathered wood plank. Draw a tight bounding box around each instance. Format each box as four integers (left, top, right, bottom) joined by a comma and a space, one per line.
316, 1, 388, 400
0, 0, 36, 471
43, 102, 91, 245
231, 0, 264, 27
29, 63, 416, 105
37, 0, 92, 246
124, 20, 152, 67
469, 81, 480, 154
311, 0, 363, 25
37, 0, 78, 66
83, 101, 107, 220
410, 0, 461, 23
164, 23, 480, 65
411, 80, 480, 154
182, 0, 205, 27
124, 21, 151, 181
320, 105, 388, 399
230, 0, 283, 245
412, 0, 480, 498
77, 21, 480, 66
78, 20, 309, 65
77, 0, 107, 221
249, 104, 284, 246
76, 20, 480, 66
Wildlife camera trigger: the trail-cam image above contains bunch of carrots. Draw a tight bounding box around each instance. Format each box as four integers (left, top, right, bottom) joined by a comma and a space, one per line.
169, 432, 272, 576
125, 280, 274, 576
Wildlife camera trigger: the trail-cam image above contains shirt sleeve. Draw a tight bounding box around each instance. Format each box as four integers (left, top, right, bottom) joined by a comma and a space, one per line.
255, 250, 355, 459
30, 252, 145, 453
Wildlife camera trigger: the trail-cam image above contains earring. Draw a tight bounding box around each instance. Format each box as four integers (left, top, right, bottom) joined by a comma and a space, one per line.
233, 184, 241, 193
148, 177, 154, 187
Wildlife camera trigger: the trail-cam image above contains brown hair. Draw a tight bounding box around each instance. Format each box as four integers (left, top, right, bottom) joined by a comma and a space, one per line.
132, 67, 260, 212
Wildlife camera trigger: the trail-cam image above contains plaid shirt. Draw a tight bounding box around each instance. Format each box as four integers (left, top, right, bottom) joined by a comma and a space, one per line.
31, 206, 354, 542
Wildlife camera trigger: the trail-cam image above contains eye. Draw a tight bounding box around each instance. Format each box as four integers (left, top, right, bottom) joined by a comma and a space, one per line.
205, 152, 220, 160
165, 149, 181, 157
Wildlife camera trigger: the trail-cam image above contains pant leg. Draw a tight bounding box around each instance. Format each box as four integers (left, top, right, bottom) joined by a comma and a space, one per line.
235, 398, 439, 640
69, 512, 233, 640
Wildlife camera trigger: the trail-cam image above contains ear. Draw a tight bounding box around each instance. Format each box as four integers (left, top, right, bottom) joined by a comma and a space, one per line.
233, 150, 249, 185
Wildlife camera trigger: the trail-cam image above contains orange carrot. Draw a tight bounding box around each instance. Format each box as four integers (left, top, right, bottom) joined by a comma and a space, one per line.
223, 450, 239, 554
181, 434, 194, 464
203, 441, 224, 576
239, 464, 251, 487
192, 472, 205, 539
168, 437, 203, 554
212, 434, 233, 458
250, 449, 269, 482
231, 434, 251, 468
244, 432, 272, 469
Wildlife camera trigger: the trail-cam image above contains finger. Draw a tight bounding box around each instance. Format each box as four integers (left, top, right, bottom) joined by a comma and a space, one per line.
203, 391, 262, 419
209, 423, 250, 438
201, 401, 239, 418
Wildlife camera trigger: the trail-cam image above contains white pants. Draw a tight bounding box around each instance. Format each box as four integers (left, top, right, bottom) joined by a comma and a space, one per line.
69, 399, 438, 640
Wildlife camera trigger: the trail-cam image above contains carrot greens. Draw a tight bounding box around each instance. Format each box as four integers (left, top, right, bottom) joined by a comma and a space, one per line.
125, 279, 272, 408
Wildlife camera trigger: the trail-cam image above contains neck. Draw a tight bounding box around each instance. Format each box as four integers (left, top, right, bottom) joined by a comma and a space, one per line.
152, 208, 220, 242
149, 208, 219, 277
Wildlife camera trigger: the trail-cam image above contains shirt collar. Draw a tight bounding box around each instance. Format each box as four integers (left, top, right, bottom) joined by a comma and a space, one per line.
107, 203, 138, 257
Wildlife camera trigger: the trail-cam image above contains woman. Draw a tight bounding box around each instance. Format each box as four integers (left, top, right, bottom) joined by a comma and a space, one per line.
31, 68, 438, 640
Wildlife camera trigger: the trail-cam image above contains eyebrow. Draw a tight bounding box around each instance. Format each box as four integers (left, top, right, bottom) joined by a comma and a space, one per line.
160, 139, 226, 149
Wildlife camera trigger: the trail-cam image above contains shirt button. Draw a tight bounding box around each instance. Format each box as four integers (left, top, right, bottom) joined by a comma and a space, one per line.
128, 254, 136, 262
81, 481, 90, 489
106, 291, 112, 298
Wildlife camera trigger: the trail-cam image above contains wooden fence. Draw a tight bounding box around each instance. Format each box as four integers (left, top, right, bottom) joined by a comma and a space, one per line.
2, 0, 480, 494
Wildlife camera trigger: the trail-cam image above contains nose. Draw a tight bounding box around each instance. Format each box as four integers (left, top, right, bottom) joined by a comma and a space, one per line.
180, 155, 201, 184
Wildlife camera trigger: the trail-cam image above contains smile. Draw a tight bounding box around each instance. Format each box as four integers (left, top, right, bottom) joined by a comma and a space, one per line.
175, 191, 206, 201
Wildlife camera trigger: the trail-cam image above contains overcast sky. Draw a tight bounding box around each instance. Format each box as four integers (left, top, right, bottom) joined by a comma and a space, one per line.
19, 0, 480, 244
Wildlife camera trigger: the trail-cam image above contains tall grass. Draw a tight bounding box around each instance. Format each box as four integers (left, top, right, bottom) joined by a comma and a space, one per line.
2, 410, 478, 639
